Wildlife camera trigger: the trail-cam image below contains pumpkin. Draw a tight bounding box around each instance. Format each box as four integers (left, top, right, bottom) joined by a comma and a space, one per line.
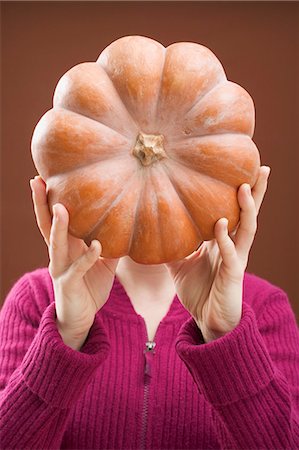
31, 35, 260, 264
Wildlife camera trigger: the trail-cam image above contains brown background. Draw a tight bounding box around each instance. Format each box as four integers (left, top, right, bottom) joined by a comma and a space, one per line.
1, 1, 298, 319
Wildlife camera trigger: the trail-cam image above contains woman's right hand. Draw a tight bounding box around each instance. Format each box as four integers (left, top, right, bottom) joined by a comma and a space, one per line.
30, 176, 119, 350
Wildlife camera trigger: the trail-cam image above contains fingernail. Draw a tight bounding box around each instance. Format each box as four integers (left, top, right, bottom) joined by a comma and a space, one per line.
29, 176, 40, 190
224, 218, 228, 227
265, 166, 271, 177
53, 204, 58, 219
91, 240, 99, 251
244, 184, 251, 193
29, 178, 36, 192
221, 218, 228, 228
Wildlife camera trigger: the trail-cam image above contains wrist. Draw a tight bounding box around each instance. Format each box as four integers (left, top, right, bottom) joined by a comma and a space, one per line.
197, 320, 240, 343
56, 319, 90, 351
201, 328, 227, 343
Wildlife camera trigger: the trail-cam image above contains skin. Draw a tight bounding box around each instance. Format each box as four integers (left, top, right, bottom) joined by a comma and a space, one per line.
29, 165, 270, 350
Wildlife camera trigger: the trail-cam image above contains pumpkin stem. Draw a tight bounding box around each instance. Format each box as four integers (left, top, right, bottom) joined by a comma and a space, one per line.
132, 132, 166, 166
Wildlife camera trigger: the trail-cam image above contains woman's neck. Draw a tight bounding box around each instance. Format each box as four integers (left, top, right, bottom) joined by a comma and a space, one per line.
115, 256, 176, 306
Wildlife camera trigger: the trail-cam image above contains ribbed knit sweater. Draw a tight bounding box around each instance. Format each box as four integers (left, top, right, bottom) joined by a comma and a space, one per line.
0, 268, 299, 450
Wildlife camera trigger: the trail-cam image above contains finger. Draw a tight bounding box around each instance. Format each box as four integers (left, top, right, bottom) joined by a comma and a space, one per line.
229, 166, 270, 240
165, 243, 204, 279
214, 218, 239, 273
30, 176, 51, 246
49, 203, 71, 277
251, 166, 270, 214
234, 184, 257, 260
65, 240, 102, 281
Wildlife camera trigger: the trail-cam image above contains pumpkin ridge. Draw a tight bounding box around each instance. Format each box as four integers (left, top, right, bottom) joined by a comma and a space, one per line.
160, 162, 203, 242
167, 159, 241, 189
165, 157, 243, 191
53, 62, 138, 139
162, 160, 240, 238
165, 154, 251, 189
97, 62, 141, 134
149, 168, 167, 262
127, 168, 148, 259
46, 155, 133, 180
182, 79, 228, 120
155, 42, 227, 132
170, 130, 248, 144
84, 169, 141, 247
57, 106, 134, 142
153, 46, 167, 127
165, 134, 259, 187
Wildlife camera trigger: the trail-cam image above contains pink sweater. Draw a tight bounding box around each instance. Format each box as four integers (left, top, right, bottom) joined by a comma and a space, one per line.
0, 268, 299, 449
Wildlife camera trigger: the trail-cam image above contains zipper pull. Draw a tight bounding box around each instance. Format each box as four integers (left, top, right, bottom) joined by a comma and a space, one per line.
144, 341, 156, 378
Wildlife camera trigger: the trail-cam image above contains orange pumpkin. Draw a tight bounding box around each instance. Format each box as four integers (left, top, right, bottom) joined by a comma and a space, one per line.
31, 35, 260, 264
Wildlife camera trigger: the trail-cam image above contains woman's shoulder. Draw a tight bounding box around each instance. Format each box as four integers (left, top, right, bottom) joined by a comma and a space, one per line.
243, 271, 291, 314
23, 266, 53, 301
1, 267, 54, 324
244, 271, 287, 297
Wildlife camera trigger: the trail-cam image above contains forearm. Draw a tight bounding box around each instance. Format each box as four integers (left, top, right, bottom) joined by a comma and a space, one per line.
176, 301, 299, 449
0, 368, 70, 450
56, 318, 91, 351
0, 301, 110, 449
213, 373, 299, 449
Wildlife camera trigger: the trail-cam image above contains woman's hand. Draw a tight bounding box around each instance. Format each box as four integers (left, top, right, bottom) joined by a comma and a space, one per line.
30, 176, 119, 350
166, 166, 270, 343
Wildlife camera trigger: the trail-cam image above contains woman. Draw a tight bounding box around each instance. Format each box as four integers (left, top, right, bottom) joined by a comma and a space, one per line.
1, 166, 298, 449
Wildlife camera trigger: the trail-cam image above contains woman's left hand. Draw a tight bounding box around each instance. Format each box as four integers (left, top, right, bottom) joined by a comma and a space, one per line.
166, 166, 271, 343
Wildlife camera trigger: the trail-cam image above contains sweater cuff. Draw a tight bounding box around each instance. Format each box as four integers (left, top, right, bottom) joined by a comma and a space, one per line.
175, 302, 275, 406
21, 302, 110, 409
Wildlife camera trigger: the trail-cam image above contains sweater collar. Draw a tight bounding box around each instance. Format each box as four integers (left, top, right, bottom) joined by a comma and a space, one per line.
101, 276, 191, 323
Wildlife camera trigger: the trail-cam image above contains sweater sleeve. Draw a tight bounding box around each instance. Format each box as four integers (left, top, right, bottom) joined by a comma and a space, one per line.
0, 272, 110, 450
175, 291, 299, 450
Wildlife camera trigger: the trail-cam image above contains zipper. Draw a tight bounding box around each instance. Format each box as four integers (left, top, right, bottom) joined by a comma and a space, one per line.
141, 337, 156, 450
144, 341, 156, 377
